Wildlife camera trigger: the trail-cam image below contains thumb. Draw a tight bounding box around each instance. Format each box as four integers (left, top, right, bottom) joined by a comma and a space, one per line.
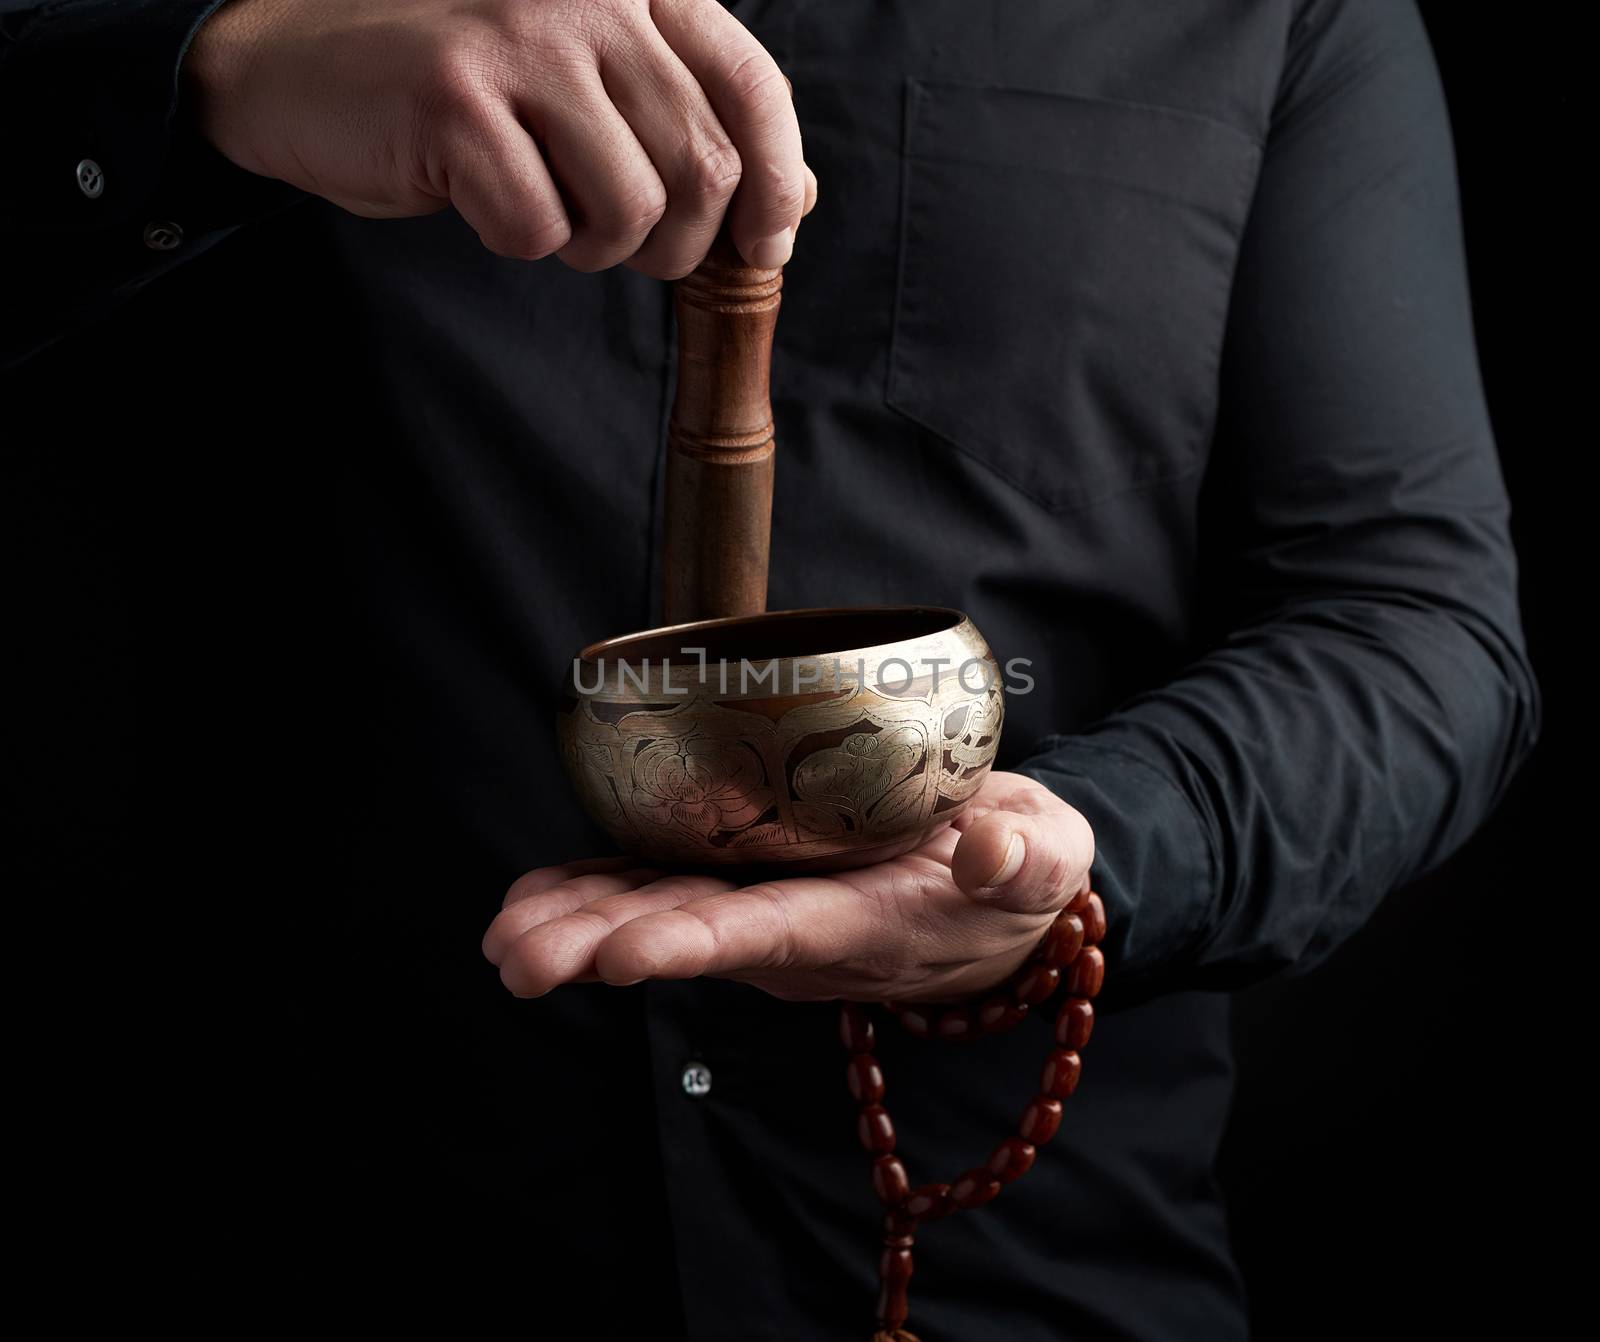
950, 806, 1094, 914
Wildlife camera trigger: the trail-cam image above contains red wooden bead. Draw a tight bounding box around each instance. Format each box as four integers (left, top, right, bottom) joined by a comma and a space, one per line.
936, 1006, 976, 1040
878, 1253, 914, 1329
876, 1279, 911, 1332
1065, 885, 1093, 915
879, 1245, 915, 1287
1080, 892, 1107, 947
1019, 1095, 1064, 1145
846, 1054, 885, 1105
950, 1167, 1002, 1209
1054, 996, 1095, 1049
977, 995, 1029, 1033
840, 1002, 876, 1053
858, 1104, 897, 1154
986, 1137, 1036, 1184
1065, 945, 1105, 999
883, 1207, 917, 1240
872, 1154, 911, 1206
896, 1007, 932, 1038
1013, 961, 1061, 1005
1041, 1049, 1082, 1099
905, 1183, 955, 1222
1043, 914, 1085, 966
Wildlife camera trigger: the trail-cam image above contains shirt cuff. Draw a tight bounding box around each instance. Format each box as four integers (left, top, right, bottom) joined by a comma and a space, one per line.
1012, 733, 1220, 1002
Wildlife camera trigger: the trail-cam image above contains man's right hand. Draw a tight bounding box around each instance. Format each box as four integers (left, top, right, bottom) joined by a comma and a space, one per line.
184, 0, 817, 276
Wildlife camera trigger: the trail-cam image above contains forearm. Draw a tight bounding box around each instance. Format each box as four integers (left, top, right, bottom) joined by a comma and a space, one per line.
1019, 0, 1541, 1000
1018, 586, 1537, 997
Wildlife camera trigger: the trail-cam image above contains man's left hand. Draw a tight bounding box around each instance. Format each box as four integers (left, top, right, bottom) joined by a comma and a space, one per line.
483, 771, 1094, 1003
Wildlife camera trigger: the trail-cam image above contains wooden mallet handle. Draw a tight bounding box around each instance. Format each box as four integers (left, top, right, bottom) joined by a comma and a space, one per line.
661, 231, 782, 625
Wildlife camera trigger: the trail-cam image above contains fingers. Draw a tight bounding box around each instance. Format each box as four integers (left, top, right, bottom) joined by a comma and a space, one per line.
492, 873, 738, 997
500, 856, 643, 906
484, 864, 664, 964
478, 2, 812, 277
591, 874, 899, 986
950, 802, 1095, 915
650, 0, 807, 267
602, 26, 740, 279
487, 776, 1092, 1001
529, 64, 668, 272
439, 98, 573, 259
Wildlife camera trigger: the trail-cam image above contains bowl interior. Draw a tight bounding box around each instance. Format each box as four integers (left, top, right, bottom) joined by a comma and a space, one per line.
578, 605, 965, 667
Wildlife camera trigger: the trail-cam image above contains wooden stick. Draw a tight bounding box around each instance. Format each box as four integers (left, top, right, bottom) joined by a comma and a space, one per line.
661, 231, 782, 625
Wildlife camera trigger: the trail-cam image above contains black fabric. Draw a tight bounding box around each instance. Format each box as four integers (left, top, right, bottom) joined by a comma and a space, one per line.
0, 0, 303, 362
2, 1, 1538, 1338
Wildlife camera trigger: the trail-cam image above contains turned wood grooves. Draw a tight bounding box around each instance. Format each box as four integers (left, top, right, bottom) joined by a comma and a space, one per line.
661, 231, 783, 625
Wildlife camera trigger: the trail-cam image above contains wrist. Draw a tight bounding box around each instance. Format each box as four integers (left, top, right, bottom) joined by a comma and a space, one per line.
182, 0, 272, 154
883, 886, 1106, 1039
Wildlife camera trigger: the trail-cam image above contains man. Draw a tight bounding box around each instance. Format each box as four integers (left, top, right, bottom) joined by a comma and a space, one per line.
1, 1, 1539, 1337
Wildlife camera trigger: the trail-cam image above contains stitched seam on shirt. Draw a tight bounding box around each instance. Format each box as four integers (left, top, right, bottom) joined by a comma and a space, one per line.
1270, 35, 1430, 150
909, 77, 1264, 151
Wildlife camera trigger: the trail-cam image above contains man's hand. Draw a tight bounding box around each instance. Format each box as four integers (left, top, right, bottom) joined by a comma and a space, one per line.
483, 772, 1095, 1003
185, 0, 817, 275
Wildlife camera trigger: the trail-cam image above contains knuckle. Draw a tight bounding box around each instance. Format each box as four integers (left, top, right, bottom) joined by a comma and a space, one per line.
592, 178, 668, 245
750, 156, 805, 214
418, 42, 501, 127
722, 47, 789, 111
624, 180, 670, 234
682, 139, 742, 205
567, 0, 642, 56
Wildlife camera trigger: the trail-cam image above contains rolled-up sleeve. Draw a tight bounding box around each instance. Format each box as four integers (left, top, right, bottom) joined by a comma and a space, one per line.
1016, 0, 1541, 999
1, 0, 301, 364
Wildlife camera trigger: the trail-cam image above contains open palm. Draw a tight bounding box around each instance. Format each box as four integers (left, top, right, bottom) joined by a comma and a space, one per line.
484, 771, 1095, 1003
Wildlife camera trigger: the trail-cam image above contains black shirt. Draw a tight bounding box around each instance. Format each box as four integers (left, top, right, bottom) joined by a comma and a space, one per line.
1, 1, 1540, 1337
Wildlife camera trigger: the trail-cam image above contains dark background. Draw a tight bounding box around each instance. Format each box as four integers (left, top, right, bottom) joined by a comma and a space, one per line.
2, 5, 1575, 1334
1220, 7, 1575, 1336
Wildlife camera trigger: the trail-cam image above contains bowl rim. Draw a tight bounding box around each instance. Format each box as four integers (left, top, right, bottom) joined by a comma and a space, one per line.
573, 604, 973, 667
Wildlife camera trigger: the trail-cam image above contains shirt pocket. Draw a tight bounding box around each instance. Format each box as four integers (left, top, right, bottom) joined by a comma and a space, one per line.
887, 79, 1261, 514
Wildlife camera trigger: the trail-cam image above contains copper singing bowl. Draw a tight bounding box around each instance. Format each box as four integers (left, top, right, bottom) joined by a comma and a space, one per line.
557, 606, 1005, 870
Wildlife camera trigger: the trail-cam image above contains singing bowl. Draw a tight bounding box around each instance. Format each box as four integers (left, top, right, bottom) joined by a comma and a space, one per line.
557, 606, 1005, 871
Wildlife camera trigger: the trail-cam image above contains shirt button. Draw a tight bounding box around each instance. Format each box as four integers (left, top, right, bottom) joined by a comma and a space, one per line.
143, 221, 184, 251
680, 1062, 712, 1098
76, 159, 104, 199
